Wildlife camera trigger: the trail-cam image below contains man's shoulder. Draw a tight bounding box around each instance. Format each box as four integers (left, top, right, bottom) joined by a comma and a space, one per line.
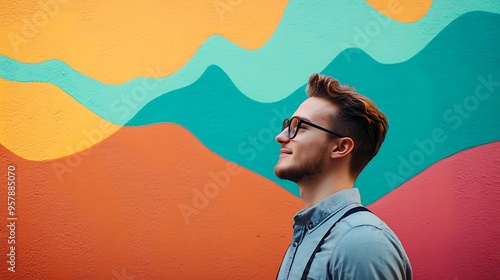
340, 209, 386, 229
318, 207, 412, 279
327, 209, 408, 262
330, 209, 402, 246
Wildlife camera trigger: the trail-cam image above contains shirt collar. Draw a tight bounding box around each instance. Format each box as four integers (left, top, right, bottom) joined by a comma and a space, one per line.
293, 188, 362, 231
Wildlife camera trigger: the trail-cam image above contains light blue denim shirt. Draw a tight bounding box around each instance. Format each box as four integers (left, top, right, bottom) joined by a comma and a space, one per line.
277, 188, 412, 280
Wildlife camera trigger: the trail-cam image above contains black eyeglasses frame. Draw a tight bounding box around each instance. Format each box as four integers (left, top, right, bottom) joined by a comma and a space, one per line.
282, 116, 344, 139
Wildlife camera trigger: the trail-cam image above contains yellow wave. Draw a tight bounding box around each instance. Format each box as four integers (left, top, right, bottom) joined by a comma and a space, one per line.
0, 78, 120, 160
366, 0, 433, 22
0, 0, 288, 84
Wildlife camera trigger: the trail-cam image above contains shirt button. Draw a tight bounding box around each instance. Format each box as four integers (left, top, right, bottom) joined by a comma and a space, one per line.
293, 242, 298, 247
308, 222, 314, 229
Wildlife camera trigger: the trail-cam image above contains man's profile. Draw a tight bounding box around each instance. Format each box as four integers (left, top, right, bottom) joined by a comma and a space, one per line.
275, 74, 412, 279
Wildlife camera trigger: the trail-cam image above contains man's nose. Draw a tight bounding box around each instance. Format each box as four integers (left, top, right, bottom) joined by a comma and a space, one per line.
276, 128, 290, 144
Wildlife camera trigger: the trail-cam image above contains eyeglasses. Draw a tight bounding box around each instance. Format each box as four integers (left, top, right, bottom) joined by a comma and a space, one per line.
281, 116, 344, 139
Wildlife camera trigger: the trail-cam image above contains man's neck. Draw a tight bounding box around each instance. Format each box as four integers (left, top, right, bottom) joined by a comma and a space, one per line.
298, 173, 354, 209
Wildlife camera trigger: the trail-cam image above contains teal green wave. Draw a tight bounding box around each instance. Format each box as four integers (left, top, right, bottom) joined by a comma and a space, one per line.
0, 2, 499, 126
126, 11, 500, 203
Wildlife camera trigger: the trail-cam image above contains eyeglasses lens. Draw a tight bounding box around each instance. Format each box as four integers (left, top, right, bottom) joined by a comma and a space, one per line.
290, 118, 300, 138
282, 118, 300, 138
282, 119, 289, 131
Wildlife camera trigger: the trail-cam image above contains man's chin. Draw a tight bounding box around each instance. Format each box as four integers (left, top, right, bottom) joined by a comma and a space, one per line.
274, 165, 285, 179
274, 165, 294, 181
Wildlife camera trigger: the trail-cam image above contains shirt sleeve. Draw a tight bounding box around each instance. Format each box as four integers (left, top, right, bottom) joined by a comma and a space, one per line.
328, 225, 412, 280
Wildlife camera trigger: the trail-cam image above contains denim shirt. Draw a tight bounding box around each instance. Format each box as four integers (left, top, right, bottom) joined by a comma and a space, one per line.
277, 189, 412, 280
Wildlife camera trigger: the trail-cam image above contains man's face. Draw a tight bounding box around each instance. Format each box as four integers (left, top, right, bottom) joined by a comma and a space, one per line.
274, 97, 336, 183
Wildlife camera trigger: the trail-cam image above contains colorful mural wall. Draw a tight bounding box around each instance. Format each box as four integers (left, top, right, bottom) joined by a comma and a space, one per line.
1, 0, 499, 279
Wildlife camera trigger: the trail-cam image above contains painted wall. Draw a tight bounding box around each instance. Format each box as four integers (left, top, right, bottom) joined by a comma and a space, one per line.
1, 0, 499, 279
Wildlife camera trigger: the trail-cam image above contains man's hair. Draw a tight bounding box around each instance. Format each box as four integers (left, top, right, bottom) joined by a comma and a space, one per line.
306, 73, 388, 179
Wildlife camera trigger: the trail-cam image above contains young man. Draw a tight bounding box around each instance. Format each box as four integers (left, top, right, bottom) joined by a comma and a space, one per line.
275, 74, 412, 279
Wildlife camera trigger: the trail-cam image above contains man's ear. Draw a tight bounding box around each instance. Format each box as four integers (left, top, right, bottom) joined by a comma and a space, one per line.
330, 137, 354, 159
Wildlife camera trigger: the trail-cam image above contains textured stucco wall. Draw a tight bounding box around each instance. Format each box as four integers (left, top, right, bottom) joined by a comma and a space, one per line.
1, 0, 499, 279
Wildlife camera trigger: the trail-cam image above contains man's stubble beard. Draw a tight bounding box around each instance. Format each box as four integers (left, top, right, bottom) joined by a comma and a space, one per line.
274, 141, 329, 183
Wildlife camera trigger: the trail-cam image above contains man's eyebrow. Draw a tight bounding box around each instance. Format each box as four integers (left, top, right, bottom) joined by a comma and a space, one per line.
293, 115, 313, 123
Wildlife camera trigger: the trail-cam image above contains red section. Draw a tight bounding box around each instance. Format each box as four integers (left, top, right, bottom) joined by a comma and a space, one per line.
370, 142, 500, 279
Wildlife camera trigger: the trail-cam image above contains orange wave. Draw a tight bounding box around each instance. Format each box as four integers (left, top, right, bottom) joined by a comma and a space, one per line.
0, 123, 302, 279
0, 0, 288, 84
366, 0, 433, 22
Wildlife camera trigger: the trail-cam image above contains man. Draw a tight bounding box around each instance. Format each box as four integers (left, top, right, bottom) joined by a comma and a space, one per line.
275, 74, 412, 279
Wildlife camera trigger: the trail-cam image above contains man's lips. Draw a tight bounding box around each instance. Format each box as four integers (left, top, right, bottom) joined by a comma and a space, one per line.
280, 149, 292, 156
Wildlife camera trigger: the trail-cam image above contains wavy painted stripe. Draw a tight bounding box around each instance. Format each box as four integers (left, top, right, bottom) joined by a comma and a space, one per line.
0, 4, 498, 114
127, 11, 500, 201
366, 0, 433, 22
0, 123, 302, 279
370, 141, 500, 279
0, 11, 497, 127
0, 0, 289, 84
137, 0, 499, 104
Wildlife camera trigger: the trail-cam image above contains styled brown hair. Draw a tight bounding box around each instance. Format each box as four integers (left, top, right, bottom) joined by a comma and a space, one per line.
306, 73, 388, 179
